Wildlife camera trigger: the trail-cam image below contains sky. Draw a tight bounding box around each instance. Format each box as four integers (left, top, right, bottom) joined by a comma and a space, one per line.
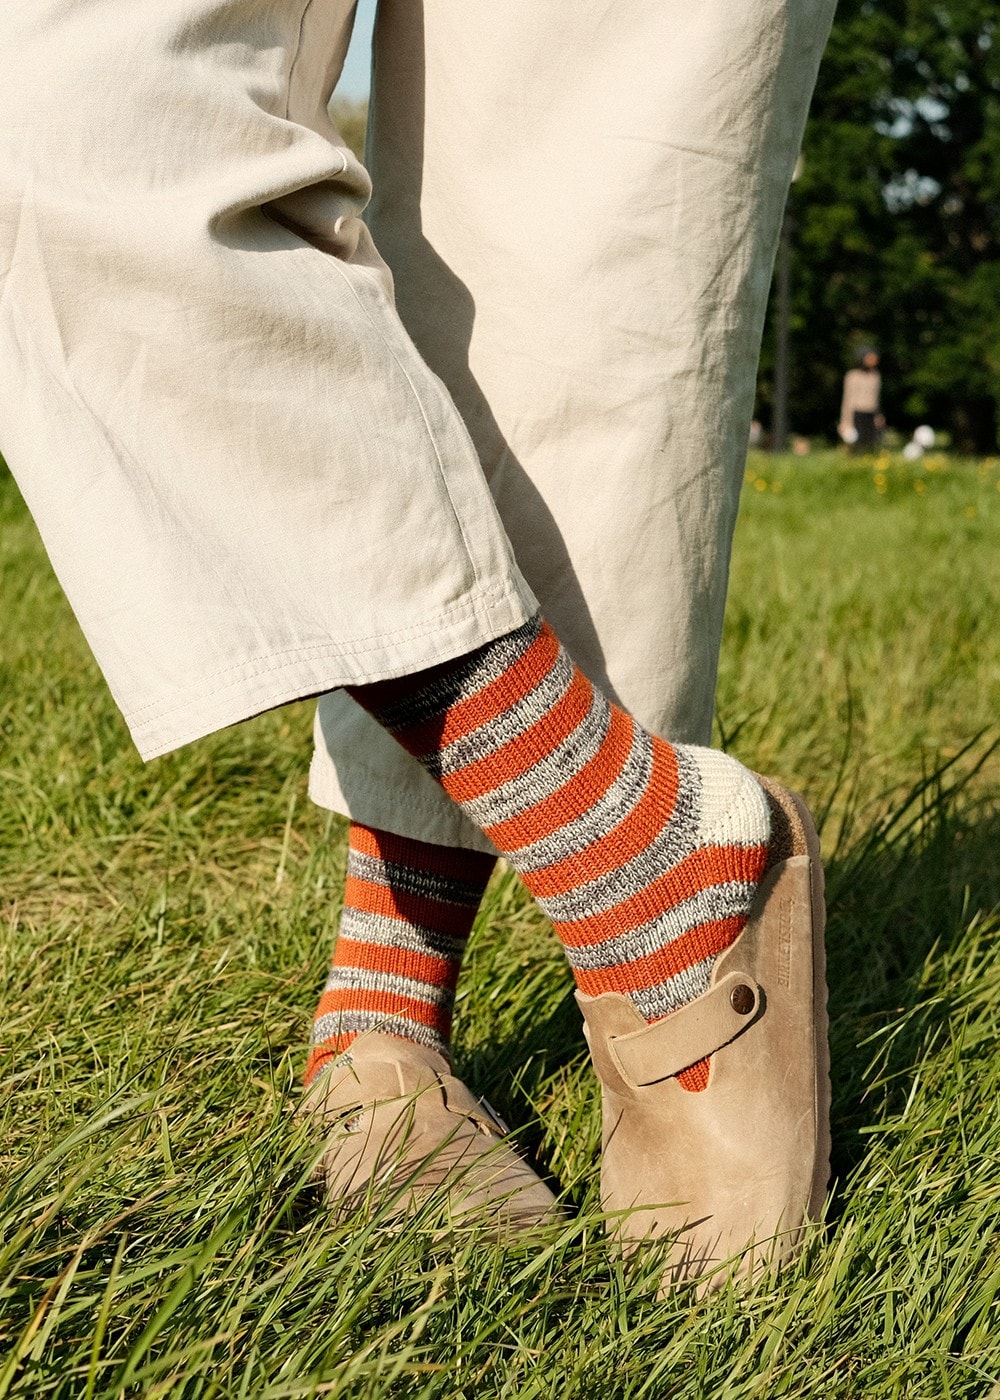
336, 0, 376, 100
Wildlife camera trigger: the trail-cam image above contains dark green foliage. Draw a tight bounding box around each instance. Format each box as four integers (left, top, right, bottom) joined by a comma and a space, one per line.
758, 1, 1000, 450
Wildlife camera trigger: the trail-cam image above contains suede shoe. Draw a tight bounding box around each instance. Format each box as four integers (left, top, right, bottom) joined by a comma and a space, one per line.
299, 1032, 559, 1235
577, 779, 830, 1291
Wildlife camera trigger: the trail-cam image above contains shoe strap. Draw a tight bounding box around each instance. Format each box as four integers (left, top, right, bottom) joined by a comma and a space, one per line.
609, 971, 764, 1089
440, 1075, 507, 1136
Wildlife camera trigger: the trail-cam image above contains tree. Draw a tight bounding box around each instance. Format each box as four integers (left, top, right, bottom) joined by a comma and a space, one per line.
757, 1, 1000, 451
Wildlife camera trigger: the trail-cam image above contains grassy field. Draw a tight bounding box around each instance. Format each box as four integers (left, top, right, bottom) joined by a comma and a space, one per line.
1, 449, 999, 1398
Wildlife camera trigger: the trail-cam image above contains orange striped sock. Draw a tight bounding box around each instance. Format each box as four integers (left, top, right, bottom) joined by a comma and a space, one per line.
349, 613, 771, 1092
305, 823, 495, 1084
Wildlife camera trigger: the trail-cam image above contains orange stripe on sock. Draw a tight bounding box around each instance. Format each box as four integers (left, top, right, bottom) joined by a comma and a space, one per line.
525, 735, 679, 897
554, 843, 768, 949
395, 624, 562, 755
343, 875, 480, 939
441, 667, 594, 805
348, 823, 495, 882
332, 937, 455, 989
676, 1058, 710, 1092
483, 705, 635, 852
314, 986, 445, 1031
305, 1043, 346, 1082
569, 916, 748, 997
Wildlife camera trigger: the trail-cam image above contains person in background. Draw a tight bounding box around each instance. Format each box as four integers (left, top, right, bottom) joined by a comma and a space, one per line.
839, 347, 884, 452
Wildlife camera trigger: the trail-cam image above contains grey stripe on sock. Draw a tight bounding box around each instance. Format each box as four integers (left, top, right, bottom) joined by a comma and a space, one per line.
462, 686, 612, 831
338, 906, 469, 963
373, 615, 542, 734
508, 720, 652, 874
347, 849, 489, 907
559, 881, 757, 972
312, 1011, 448, 1057
631, 956, 718, 1019
536, 752, 713, 922
427, 646, 576, 779
321, 965, 453, 1008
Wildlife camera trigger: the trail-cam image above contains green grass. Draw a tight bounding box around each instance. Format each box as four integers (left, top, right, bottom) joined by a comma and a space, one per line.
1, 449, 999, 1398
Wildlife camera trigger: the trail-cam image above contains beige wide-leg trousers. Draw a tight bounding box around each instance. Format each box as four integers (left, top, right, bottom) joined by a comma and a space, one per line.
0, 0, 834, 851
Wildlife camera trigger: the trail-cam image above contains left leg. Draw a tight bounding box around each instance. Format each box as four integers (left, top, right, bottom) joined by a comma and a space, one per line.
311, 0, 837, 848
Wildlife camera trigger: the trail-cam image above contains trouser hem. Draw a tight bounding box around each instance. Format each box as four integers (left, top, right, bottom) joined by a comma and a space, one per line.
128, 581, 535, 760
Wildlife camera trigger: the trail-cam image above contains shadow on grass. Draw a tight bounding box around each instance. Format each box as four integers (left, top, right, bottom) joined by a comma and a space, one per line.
823, 739, 1000, 1186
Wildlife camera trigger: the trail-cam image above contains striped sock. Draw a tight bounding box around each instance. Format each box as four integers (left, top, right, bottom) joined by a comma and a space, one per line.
348, 613, 771, 1092
306, 823, 495, 1084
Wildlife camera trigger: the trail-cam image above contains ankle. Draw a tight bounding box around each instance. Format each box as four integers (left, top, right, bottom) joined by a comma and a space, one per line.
305, 1027, 453, 1086
307, 823, 492, 1088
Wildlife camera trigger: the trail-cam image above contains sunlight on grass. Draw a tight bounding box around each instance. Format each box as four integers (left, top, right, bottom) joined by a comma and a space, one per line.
1, 453, 998, 1397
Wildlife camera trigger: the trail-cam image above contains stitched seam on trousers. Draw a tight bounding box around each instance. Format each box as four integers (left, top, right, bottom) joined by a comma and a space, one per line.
284, 0, 320, 121
323, 257, 490, 598
122, 583, 526, 725
125, 640, 458, 741
122, 588, 508, 719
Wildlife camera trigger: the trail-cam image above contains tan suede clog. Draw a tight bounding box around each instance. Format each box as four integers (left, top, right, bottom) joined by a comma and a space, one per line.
577, 779, 830, 1292
299, 1032, 559, 1235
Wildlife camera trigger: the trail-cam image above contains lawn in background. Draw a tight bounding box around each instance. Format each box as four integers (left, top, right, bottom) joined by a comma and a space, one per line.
1, 450, 998, 1398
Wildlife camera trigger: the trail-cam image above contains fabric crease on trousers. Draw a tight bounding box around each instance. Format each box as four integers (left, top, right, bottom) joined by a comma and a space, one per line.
0, 0, 835, 849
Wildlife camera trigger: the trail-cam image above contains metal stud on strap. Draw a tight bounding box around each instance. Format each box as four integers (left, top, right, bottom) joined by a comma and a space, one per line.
608, 971, 765, 1088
